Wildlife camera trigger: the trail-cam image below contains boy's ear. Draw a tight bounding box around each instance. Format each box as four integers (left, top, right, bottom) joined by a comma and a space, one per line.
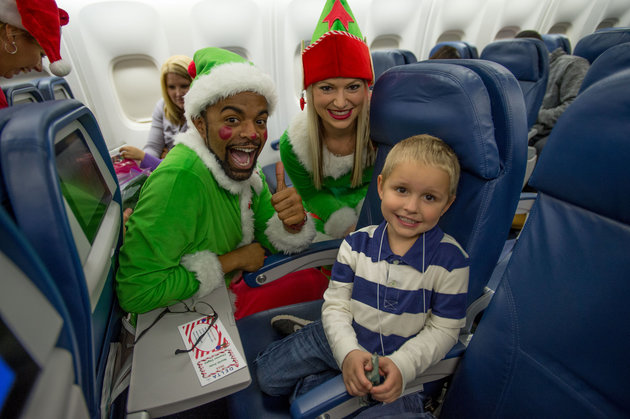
441, 195, 456, 216
377, 174, 384, 200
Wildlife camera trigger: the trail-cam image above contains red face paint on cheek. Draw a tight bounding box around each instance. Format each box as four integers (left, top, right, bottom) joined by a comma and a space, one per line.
219, 126, 232, 140
263, 130, 268, 141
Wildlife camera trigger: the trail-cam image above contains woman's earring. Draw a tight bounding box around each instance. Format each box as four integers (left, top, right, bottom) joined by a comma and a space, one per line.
4, 41, 17, 54
299, 92, 306, 111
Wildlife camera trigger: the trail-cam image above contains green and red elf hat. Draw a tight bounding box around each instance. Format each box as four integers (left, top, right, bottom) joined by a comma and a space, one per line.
302, 0, 374, 91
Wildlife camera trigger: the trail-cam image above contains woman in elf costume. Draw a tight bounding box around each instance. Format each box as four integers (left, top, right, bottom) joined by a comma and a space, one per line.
279, 0, 375, 241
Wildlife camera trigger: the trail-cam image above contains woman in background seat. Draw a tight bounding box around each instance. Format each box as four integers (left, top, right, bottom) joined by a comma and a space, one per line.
120, 54, 192, 170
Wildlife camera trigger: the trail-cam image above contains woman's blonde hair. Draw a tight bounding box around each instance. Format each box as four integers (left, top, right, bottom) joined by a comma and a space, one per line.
381, 134, 461, 198
160, 54, 192, 125
304, 82, 375, 189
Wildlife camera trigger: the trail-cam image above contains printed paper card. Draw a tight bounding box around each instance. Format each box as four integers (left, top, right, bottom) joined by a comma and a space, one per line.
177, 316, 247, 386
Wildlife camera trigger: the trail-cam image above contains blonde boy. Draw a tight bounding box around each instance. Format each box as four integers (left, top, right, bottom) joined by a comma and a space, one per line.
255, 135, 469, 416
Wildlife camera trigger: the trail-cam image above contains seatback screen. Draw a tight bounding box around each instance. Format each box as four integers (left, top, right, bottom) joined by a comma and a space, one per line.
0, 318, 39, 419
55, 130, 113, 244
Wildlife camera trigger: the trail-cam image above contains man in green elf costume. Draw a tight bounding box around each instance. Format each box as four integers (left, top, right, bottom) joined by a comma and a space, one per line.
279, 0, 375, 241
116, 48, 324, 319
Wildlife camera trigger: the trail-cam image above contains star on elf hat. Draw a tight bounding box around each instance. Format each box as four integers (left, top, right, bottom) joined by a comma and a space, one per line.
302, 0, 374, 90
0, 0, 71, 76
184, 47, 278, 125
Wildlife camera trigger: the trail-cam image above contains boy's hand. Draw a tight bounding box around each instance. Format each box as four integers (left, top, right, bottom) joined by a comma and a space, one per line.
341, 350, 374, 397
370, 357, 403, 403
271, 162, 306, 232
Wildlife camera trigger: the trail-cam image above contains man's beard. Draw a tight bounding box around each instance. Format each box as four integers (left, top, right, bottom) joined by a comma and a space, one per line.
219, 154, 258, 181
205, 138, 259, 181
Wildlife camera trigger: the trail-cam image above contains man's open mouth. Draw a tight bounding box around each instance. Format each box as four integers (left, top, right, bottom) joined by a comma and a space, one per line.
229, 145, 258, 170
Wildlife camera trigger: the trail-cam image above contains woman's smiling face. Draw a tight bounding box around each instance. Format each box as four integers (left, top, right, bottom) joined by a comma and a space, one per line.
312, 77, 368, 135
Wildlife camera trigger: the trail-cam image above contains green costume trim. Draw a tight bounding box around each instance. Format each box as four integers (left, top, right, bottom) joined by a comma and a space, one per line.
279, 112, 373, 239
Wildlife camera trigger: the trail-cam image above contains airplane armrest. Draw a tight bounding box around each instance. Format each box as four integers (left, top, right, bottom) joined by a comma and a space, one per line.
290, 375, 351, 419
290, 343, 466, 419
242, 239, 342, 287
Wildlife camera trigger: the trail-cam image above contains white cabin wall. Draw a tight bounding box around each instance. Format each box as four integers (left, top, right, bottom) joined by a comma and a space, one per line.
467, 0, 550, 49
420, 0, 497, 59
544, 0, 610, 43
51, 0, 630, 168
362, 0, 430, 58
58, 0, 174, 150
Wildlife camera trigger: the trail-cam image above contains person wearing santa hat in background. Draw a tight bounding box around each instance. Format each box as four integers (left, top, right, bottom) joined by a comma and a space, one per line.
0, 0, 71, 108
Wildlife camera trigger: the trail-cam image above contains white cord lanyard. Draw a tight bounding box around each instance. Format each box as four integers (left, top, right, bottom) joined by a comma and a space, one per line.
376, 224, 426, 356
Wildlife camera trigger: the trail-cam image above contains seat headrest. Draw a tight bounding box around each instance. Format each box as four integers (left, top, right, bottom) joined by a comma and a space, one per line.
481, 39, 547, 82
541, 33, 572, 54
429, 41, 478, 59
579, 42, 630, 93
530, 69, 630, 224
371, 49, 417, 81
370, 61, 500, 180
574, 28, 630, 63
2, 83, 45, 105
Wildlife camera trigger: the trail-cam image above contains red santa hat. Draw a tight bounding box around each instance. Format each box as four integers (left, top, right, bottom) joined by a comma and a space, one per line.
0, 0, 71, 76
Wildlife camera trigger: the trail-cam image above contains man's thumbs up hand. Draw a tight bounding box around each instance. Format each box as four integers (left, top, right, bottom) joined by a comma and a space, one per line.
271, 161, 306, 233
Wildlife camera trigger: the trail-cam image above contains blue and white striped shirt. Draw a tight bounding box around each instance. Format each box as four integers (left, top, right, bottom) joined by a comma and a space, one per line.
322, 221, 469, 391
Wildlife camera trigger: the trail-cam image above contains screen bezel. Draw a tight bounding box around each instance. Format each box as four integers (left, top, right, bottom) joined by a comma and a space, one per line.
54, 121, 121, 313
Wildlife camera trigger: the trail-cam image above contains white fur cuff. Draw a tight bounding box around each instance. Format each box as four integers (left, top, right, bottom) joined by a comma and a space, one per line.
181, 250, 225, 299
265, 213, 316, 254
324, 207, 359, 239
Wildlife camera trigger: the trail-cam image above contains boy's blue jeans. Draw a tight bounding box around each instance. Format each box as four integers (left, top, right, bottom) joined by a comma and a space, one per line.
254, 320, 339, 401
254, 320, 428, 417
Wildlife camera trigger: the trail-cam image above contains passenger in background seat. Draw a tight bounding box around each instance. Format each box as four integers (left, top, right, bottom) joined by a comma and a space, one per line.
0, 0, 71, 108
429, 45, 461, 59
279, 0, 375, 241
515, 30, 590, 155
256, 135, 469, 417
119, 54, 192, 171
117, 47, 329, 320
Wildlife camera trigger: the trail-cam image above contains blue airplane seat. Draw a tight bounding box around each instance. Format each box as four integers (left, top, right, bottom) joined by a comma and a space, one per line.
2, 82, 44, 106
481, 38, 549, 130
541, 33, 572, 53
371, 48, 417, 81
0, 105, 24, 215
574, 27, 630, 63
229, 59, 527, 419
579, 42, 630, 93
440, 68, 630, 419
0, 206, 90, 418
429, 41, 479, 59
0, 100, 124, 418
364, 59, 527, 310
36, 75, 75, 100
262, 160, 293, 194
